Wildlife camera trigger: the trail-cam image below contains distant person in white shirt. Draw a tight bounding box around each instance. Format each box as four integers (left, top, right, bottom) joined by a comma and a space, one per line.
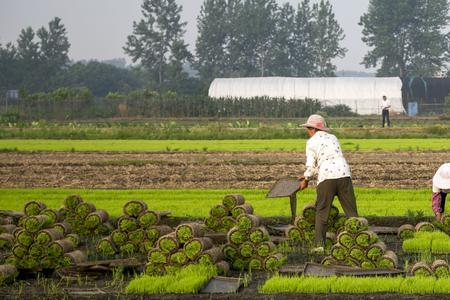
381, 95, 391, 127
432, 163, 450, 221
298, 114, 358, 253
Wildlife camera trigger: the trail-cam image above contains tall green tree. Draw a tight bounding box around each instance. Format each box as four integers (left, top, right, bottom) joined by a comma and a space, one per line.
270, 2, 295, 76
124, 0, 191, 91
359, 0, 450, 78
16, 27, 41, 90
0, 43, 19, 90
311, 0, 346, 76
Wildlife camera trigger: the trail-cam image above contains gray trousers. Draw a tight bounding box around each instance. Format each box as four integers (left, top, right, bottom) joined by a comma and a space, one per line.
315, 177, 358, 246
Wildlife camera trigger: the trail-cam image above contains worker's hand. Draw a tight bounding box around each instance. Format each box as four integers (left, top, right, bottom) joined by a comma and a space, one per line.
299, 179, 309, 190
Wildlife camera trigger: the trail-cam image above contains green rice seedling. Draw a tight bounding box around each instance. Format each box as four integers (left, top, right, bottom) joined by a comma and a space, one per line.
5, 256, 17, 266
0, 234, 14, 250
296, 276, 336, 293
97, 237, 117, 256
294, 216, 313, 231
119, 242, 137, 255
257, 241, 275, 257
301, 204, 316, 224
434, 278, 450, 293
441, 214, 450, 228
0, 264, 18, 285
232, 257, 248, 270
51, 222, 71, 235
117, 216, 138, 232
184, 238, 213, 260
332, 276, 402, 294
236, 214, 260, 231
63, 250, 87, 266
64, 195, 83, 210
337, 231, 355, 249
249, 257, 263, 270
25, 215, 52, 233
344, 217, 368, 234
210, 205, 228, 218
333, 216, 347, 233
75, 202, 96, 219
40, 256, 54, 269
411, 261, 434, 277
146, 225, 172, 243
126, 274, 172, 293
231, 204, 253, 218
432, 260, 450, 278
29, 243, 45, 258
157, 233, 179, 254
349, 246, 365, 262
128, 229, 145, 244
355, 231, 378, 247
400, 277, 435, 294
222, 194, 245, 210
24, 201, 46, 217
377, 250, 398, 269
204, 216, 220, 231
169, 251, 188, 266
321, 256, 337, 266
366, 242, 386, 261
331, 244, 347, 261
197, 247, 223, 265
84, 210, 109, 230
35, 229, 63, 245
397, 224, 415, 240
48, 239, 75, 257
415, 231, 449, 240
164, 265, 181, 274
141, 239, 154, 253
220, 217, 236, 231
176, 223, 203, 244
259, 275, 299, 294
264, 253, 285, 271
144, 263, 165, 276
16, 229, 33, 247
222, 243, 238, 260
40, 208, 60, 223
402, 238, 431, 253
285, 225, 302, 241
239, 241, 254, 258
360, 260, 376, 269
123, 200, 148, 218
431, 239, 450, 254
138, 210, 160, 228
148, 249, 168, 264
111, 230, 128, 246
249, 226, 269, 243
12, 245, 28, 259
66, 233, 80, 247
345, 257, 360, 267
415, 222, 435, 232
227, 227, 247, 245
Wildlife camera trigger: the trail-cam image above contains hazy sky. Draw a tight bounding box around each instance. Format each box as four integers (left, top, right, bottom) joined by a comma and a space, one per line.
0, 0, 371, 71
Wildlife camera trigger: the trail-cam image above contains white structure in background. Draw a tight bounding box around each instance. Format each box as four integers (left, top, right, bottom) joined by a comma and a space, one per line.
208, 77, 405, 115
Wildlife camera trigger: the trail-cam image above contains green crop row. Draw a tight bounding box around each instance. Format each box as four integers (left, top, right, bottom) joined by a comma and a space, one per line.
0, 188, 431, 218
403, 231, 450, 254
1, 138, 450, 152
259, 276, 450, 294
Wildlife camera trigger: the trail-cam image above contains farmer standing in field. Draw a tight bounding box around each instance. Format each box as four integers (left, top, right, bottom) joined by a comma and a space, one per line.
381, 95, 391, 127
299, 114, 358, 253
432, 163, 450, 221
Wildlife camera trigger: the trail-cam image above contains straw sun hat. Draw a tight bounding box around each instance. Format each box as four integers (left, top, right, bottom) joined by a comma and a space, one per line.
301, 114, 330, 132
433, 163, 450, 190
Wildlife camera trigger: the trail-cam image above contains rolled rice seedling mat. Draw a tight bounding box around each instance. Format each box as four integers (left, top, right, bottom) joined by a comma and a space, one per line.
12, 244, 28, 259
24, 215, 52, 233
249, 226, 270, 244
220, 216, 236, 231
236, 214, 261, 231
64, 194, 83, 210
204, 216, 220, 231
348, 245, 365, 262
366, 241, 386, 261
346, 257, 361, 268
66, 233, 80, 247
0, 264, 18, 285
222, 194, 245, 210
227, 227, 248, 245
48, 239, 75, 257
442, 214, 450, 228
40, 209, 60, 224
157, 233, 179, 254
337, 231, 356, 249
128, 228, 146, 245
138, 210, 160, 228
146, 225, 173, 243
63, 250, 87, 266
35, 228, 64, 245
123, 200, 148, 218
239, 241, 255, 258
344, 217, 369, 234
231, 257, 249, 270
231, 204, 253, 219
397, 224, 415, 240
402, 238, 431, 253
411, 261, 434, 277
210, 204, 229, 218
301, 204, 316, 224
377, 250, 398, 269
144, 262, 165, 275
29, 244, 45, 258
142, 239, 155, 253
97, 236, 118, 256
176, 223, 203, 244
197, 247, 223, 265
333, 216, 347, 232
24, 201, 46, 217
52, 221, 72, 235
355, 231, 379, 248
415, 222, 435, 232
285, 225, 303, 241
17, 216, 27, 228
111, 230, 128, 246
222, 243, 238, 260
0, 217, 14, 226
257, 241, 276, 257
0, 233, 14, 250
84, 209, 109, 230
432, 260, 450, 278
169, 250, 188, 266
75, 202, 96, 219
321, 256, 338, 266
15, 229, 34, 247
184, 237, 214, 260
117, 216, 139, 232
294, 216, 314, 231
331, 244, 348, 261
431, 239, 450, 254
148, 248, 169, 265
0, 224, 17, 234
263, 253, 285, 271
248, 256, 264, 270
119, 242, 137, 255
216, 260, 230, 275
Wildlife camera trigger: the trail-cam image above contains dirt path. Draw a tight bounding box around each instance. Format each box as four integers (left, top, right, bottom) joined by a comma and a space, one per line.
0, 151, 449, 189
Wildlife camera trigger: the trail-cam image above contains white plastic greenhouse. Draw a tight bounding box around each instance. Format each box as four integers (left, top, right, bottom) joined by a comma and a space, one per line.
208, 77, 405, 115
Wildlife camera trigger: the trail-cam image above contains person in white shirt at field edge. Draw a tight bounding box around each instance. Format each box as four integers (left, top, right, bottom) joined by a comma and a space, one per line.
381, 95, 391, 128
298, 114, 359, 254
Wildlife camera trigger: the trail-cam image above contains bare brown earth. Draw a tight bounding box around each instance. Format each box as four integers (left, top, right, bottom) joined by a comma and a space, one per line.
1, 151, 449, 189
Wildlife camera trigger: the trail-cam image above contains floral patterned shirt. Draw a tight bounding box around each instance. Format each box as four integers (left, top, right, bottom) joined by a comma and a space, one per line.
303, 131, 351, 184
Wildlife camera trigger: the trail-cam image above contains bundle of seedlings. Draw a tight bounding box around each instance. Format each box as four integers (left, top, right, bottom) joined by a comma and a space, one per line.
97, 200, 169, 258
397, 224, 415, 240
224, 213, 285, 271
204, 194, 250, 233
402, 230, 450, 254
59, 194, 112, 238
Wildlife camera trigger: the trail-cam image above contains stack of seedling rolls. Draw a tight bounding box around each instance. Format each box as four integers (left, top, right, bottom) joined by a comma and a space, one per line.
6, 201, 86, 270
411, 259, 450, 278
58, 195, 112, 238
223, 212, 285, 271
145, 222, 229, 276
96, 200, 172, 257
321, 217, 398, 269
204, 194, 253, 233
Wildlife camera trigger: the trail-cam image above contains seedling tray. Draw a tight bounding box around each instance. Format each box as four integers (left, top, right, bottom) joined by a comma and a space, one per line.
200, 276, 242, 294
